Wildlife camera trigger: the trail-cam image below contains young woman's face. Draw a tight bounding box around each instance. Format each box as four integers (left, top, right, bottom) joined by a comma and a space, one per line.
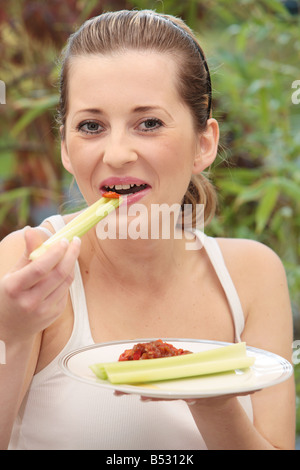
62, 51, 213, 211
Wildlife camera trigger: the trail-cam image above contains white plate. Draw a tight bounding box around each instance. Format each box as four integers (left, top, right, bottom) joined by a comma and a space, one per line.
59, 338, 293, 399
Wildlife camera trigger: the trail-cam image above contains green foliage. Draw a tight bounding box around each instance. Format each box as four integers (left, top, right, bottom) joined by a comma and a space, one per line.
0, 0, 110, 238
199, 0, 300, 329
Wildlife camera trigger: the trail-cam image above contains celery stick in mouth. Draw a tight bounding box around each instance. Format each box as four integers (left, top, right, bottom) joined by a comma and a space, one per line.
29, 195, 123, 261
89, 342, 255, 384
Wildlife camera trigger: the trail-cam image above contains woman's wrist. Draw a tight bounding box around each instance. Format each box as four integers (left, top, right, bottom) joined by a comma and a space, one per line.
0, 327, 36, 363
1, 323, 33, 346
187, 394, 275, 450
186, 394, 236, 412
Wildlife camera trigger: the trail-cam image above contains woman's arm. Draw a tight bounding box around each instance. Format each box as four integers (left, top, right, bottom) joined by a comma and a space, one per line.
0, 332, 42, 450
188, 240, 295, 450
0, 228, 81, 449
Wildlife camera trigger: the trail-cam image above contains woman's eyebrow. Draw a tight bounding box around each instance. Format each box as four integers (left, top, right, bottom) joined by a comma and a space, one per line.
73, 106, 173, 119
74, 108, 103, 117
132, 105, 173, 119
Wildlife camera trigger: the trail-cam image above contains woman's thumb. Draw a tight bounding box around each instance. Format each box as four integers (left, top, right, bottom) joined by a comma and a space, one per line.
11, 227, 49, 272
24, 227, 49, 259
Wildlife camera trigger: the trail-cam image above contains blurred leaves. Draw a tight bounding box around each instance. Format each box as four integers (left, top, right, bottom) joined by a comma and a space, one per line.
197, 0, 300, 331
11, 94, 59, 137
0, 0, 107, 238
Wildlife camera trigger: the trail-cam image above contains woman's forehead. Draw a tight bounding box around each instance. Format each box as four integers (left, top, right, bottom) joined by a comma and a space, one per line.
68, 49, 178, 81
67, 51, 185, 113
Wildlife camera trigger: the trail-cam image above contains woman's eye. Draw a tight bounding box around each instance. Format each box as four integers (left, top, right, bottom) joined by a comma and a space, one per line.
139, 118, 163, 132
78, 121, 103, 135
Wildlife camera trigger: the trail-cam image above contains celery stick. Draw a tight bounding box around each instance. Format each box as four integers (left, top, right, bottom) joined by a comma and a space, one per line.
92, 343, 249, 374
89, 343, 255, 384
29, 196, 122, 260
89, 364, 108, 380
107, 356, 255, 384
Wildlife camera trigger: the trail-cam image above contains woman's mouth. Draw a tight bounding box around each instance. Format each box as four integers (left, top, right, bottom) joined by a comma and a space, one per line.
100, 178, 151, 204
102, 183, 149, 196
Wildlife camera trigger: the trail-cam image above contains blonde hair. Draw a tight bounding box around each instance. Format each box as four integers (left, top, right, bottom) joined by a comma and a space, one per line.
58, 10, 217, 226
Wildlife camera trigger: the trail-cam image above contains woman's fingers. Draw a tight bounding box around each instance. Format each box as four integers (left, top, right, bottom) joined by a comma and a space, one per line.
34, 237, 81, 302
24, 227, 48, 260
0, 227, 82, 342
10, 237, 71, 292
1, 236, 81, 337
9, 227, 49, 273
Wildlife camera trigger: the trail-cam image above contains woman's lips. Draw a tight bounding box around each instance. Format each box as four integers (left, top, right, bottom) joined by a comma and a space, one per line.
121, 186, 151, 205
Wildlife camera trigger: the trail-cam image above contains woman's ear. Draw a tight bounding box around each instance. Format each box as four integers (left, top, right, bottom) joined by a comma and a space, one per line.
192, 118, 219, 174
60, 126, 74, 175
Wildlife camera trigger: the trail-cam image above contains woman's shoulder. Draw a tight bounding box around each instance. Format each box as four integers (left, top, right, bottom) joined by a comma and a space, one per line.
215, 236, 285, 273
214, 237, 289, 317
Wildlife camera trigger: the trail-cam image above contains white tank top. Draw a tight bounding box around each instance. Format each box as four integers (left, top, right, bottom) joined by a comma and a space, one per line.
9, 216, 253, 450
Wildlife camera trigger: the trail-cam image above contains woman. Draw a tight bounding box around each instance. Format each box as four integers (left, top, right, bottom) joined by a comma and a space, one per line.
0, 10, 295, 450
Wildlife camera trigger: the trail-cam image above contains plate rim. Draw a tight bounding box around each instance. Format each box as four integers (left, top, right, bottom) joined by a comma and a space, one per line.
59, 337, 294, 399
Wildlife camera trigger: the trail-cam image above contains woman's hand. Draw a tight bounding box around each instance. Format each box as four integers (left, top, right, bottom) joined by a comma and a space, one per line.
138, 391, 276, 450
0, 227, 81, 343
138, 389, 257, 406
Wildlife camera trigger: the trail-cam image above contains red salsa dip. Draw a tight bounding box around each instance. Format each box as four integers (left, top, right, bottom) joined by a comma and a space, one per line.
118, 339, 192, 361
102, 191, 120, 198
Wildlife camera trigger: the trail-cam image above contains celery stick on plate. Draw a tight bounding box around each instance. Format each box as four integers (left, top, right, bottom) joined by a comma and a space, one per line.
29, 193, 123, 261
90, 342, 255, 384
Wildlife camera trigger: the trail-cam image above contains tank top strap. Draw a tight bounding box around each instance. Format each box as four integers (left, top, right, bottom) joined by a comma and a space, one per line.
39, 214, 67, 232
193, 230, 244, 342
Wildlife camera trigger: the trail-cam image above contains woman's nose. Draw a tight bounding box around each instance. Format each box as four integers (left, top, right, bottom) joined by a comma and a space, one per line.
102, 131, 138, 168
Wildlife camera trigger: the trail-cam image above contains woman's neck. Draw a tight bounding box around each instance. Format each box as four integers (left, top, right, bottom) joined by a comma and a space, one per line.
82, 228, 192, 292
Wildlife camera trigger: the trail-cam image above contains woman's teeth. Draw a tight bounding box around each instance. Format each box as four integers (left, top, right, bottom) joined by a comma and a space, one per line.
103, 183, 148, 195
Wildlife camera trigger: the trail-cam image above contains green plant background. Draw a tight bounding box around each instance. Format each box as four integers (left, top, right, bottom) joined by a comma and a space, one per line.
1, 0, 300, 439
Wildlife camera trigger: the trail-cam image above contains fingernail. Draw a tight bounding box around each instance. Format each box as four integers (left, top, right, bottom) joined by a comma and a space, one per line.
186, 400, 197, 406
60, 238, 69, 247
72, 236, 81, 247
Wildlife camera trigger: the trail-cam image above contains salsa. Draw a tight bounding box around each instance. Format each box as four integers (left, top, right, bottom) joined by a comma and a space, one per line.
118, 339, 192, 361
102, 191, 120, 198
